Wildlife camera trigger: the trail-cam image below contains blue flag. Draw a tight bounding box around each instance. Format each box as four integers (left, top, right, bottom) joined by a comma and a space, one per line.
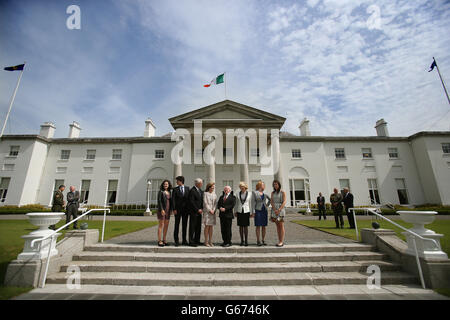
428, 60, 437, 72
4, 64, 25, 71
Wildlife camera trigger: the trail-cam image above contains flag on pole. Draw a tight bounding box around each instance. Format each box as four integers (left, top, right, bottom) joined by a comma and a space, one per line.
4, 64, 25, 71
204, 73, 224, 87
428, 59, 437, 72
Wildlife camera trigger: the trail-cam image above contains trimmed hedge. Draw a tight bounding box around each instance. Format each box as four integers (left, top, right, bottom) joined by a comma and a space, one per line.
0, 205, 157, 216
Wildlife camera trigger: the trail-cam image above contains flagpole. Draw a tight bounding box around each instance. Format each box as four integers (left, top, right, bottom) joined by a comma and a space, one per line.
1, 64, 25, 138
433, 57, 450, 105
224, 72, 227, 100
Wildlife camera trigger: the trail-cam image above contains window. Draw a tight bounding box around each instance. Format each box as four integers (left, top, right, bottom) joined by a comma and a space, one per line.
109, 167, 120, 173
395, 178, 409, 205
339, 179, 350, 193
112, 149, 122, 160
86, 149, 96, 160
56, 167, 67, 173
80, 180, 90, 203
60, 150, 71, 160
106, 180, 118, 205
388, 147, 398, 159
362, 148, 372, 158
54, 179, 64, 192
442, 143, 450, 154
292, 149, 302, 158
368, 179, 380, 205
363, 165, 376, 173
155, 150, 165, 159
289, 179, 311, 206
2, 164, 14, 171
223, 180, 234, 191
9, 146, 19, 157
335, 148, 346, 159
82, 167, 93, 173
0, 177, 11, 202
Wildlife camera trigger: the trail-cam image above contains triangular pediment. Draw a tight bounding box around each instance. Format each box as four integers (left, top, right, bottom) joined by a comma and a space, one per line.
169, 100, 285, 129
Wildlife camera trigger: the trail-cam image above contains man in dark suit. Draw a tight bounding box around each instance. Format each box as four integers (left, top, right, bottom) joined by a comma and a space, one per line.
317, 192, 326, 221
66, 186, 80, 230
342, 187, 355, 229
217, 186, 236, 247
188, 178, 204, 247
173, 176, 190, 246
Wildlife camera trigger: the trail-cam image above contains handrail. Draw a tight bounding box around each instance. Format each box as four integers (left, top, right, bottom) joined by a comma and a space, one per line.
31, 208, 110, 288
350, 207, 440, 289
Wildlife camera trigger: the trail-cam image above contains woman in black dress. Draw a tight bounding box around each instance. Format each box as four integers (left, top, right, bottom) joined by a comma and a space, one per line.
157, 179, 173, 247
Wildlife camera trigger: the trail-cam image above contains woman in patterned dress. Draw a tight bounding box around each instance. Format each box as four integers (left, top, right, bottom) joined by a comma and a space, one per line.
271, 180, 287, 247
202, 182, 217, 247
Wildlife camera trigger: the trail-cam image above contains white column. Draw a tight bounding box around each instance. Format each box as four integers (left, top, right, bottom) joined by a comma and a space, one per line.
207, 155, 215, 184
239, 136, 249, 185
273, 130, 284, 187
174, 162, 182, 181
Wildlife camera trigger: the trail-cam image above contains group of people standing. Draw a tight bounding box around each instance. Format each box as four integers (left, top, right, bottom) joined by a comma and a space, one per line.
316, 188, 355, 229
50, 184, 81, 230
156, 176, 288, 248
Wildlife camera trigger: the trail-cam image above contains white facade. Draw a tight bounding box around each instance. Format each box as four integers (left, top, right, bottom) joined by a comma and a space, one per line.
0, 100, 449, 207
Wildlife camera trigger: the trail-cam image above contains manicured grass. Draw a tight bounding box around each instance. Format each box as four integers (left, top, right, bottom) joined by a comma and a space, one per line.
0, 219, 158, 300
434, 288, 450, 297
292, 218, 450, 256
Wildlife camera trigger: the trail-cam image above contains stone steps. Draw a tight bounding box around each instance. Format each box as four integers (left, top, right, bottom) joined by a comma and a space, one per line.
84, 243, 374, 253
59, 260, 402, 273
46, 271, 417, 286
73, 250, 388, 263
47, 242, 419, 290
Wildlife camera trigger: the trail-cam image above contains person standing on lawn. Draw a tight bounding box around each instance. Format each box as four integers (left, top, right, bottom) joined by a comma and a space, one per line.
66, 186, 80, 230
317, 192, 326, 220
342, 187, 355, 229
50, 184, 65, 230
330, 188, 344, 229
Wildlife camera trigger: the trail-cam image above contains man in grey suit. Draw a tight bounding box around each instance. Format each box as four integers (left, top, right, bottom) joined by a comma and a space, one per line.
66, 186, 80, 230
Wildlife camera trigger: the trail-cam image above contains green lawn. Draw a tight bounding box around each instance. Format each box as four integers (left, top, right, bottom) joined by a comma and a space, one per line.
292, 218, 450, 256
0, 219, 158, 300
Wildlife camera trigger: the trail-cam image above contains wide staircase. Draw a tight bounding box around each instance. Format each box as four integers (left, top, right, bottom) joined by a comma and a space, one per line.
46, 242, 418, 290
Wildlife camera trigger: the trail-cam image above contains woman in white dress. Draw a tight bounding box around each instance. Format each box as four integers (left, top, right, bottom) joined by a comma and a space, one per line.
203, 182, 217, 247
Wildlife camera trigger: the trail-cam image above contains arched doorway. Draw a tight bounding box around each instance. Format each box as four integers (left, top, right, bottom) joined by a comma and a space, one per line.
288, 167, 311, 207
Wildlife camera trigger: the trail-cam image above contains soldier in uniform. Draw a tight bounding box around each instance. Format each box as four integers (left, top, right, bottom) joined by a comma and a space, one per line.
50, 185, 65, 230
330, 188, 344, 229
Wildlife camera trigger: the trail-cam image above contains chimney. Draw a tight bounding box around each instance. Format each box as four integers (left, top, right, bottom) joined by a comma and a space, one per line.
144, 118, 156, 137
299, 118, 311, 136
68, 121, 81, 138
39, 122, 55, 139
375, 118, 389, 137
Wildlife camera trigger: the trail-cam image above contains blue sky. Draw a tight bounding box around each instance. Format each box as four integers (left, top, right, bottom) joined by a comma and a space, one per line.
0, 0, 449, 138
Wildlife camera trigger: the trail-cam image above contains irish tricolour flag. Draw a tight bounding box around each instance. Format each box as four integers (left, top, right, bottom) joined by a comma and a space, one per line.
204, 73, 225, 87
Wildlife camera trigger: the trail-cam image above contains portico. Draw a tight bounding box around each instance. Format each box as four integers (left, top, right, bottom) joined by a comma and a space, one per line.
168, 100, 286, 189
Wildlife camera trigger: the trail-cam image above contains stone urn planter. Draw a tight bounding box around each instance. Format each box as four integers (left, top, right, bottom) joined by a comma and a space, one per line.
397, 211, 447, 260
17, 212, 65, 260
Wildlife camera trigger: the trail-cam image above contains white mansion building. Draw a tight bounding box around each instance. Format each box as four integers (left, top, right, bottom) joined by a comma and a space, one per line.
0, 100, 449, 207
